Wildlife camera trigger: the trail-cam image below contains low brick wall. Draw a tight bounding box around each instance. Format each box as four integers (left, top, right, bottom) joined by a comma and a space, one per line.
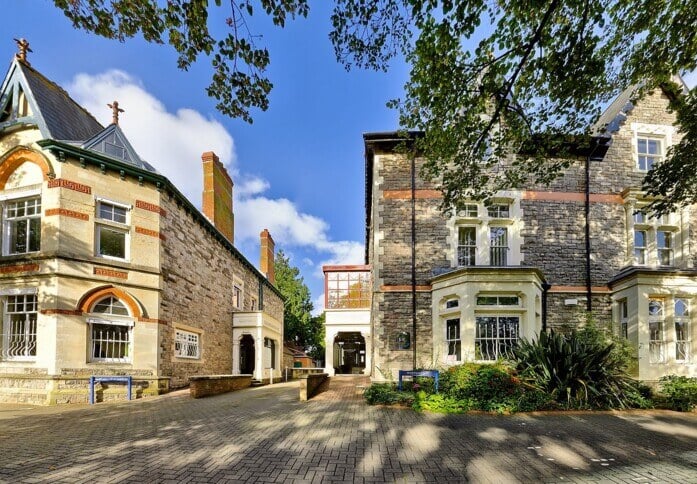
189, 375, 252, 398
299, 373, 329, 401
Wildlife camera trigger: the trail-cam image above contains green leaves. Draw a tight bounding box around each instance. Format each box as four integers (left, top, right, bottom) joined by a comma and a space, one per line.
331, 1, 697, 213
512, 328, 647, 410
274, 250, 323, 356
54, 0, 309, 123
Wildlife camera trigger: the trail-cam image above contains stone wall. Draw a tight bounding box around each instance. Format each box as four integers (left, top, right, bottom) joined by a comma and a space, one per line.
189, 375, 251, 398
158, 193, 283, 388
546, 293, 613, 331
298, 373, 329, 401
371, 292, 433, 378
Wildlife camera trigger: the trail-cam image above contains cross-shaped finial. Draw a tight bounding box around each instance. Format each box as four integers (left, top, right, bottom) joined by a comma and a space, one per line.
13, 38, 32, 65
107, 101, 125, 125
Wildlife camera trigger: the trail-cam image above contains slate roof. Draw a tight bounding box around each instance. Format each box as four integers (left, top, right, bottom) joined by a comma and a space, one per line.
592, 75, 689, 136
17, 60, 104, 141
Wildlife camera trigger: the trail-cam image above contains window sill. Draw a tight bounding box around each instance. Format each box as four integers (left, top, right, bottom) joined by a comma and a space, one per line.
96, 254, 130, 263
87, 361, 133, 365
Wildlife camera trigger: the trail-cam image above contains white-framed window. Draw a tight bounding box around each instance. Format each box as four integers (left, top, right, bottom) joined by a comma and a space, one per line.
477, 295, 519, 306
633, 209, 647, 224
3, 196, 41, 255
250, 297, 257, 311
95, 200, 130, 260
457, 226, 476, 267
462, 204, 478, 218
87, 296, 133, 363
175, 329, 201, 359
648, 299, 665, 364
619, 298, 629, 339
445, 298, 459, 309
1, 294, 37, 360
446, 318, 461, 361
487, 204, 510, 218
475, 316, 519, 361
634, 230, 647, 265
264, 337, 276, 369
656, 231, 673, 266
637, 137, 662, 171
233, 283, 242, 309
675, 298, 690, 362
489, 227, 508, 266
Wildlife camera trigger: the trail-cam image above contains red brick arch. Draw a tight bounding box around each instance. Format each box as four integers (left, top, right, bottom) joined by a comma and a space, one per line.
77, 285, 144, 318
0, 146, 53, 190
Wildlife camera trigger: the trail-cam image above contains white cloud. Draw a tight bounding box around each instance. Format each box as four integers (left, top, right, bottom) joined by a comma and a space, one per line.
68, 70, 364, 289
312, 293, 325, 316
68, 70, 235, 207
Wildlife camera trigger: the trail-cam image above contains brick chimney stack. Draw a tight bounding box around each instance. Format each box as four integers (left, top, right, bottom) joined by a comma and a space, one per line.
260, 229, 275, 284
201, 151, 234, 243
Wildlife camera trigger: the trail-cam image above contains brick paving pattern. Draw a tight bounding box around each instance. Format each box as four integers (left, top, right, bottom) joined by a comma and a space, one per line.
0, 377, 696, 483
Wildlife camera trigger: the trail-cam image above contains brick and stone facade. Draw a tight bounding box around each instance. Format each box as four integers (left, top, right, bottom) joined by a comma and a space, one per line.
366, 85, 697, 382
0, 54, 283, 404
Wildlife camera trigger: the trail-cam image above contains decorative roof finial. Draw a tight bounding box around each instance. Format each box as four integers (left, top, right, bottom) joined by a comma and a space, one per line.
13, 38, 32, 65
107, 101, 125, 126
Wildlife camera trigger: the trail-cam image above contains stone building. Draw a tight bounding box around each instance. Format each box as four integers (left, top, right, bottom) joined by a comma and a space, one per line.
358, 79, 697, 383
0, 43, 283, 404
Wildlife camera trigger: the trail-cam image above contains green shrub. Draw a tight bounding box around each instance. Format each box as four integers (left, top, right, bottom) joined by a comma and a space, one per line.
438, 362, 526, 413
513, 330, 643, 409
516, 388, 557, 412
659, 375, 697, 412
364, 383, 415, 406
412, 391, 473, 413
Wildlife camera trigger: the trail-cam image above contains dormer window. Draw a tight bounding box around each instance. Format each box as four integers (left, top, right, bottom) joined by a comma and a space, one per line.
637, 137, 662, 171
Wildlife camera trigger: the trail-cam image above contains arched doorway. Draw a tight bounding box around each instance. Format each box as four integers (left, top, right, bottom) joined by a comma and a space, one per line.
333, 332, 366, 375
239, 334, 255, 375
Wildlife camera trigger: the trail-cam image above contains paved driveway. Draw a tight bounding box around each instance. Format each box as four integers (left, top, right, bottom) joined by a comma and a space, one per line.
0, 378, 696, 483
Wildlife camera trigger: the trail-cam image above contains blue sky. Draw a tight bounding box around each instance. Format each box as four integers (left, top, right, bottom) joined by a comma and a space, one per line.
2, 1, 410, 313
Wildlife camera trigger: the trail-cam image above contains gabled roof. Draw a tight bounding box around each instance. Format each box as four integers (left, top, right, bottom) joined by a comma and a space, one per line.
82, 123, 157, 173
592, 75, 689, 136
0, 58, 103, 141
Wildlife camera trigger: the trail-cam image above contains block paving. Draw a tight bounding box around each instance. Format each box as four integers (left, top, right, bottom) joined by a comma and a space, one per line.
0, 376, 696, 483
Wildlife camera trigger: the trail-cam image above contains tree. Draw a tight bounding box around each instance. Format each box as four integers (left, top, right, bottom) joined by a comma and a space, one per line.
54, 0, 309, 123
274, 250, 323, 357
54, 1, 697, 212
331, 1, 697, 214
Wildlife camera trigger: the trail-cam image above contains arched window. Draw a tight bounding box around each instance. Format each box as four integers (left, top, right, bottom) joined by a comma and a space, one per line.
92, 296, 129, 316
675, 299, 690, 362
87, 296, 133, 363
648, 299, 665, 363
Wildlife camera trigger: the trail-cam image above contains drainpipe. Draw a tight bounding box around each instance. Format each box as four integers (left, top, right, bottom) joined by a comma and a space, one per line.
542, 282, 551, 332
584, 143, 592, 313
411, 153, 417, 370
585, 137, 607, 313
